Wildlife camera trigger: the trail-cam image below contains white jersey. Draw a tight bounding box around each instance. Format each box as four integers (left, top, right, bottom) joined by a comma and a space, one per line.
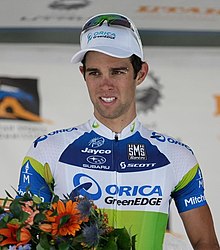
18, 117, 206, 249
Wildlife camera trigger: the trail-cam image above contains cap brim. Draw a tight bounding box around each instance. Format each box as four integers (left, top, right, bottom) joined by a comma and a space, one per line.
71, 46, 133, 64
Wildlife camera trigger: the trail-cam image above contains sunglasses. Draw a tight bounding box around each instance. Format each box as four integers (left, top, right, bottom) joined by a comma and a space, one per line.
80, 13, 144, 60
82, 14, 135, 33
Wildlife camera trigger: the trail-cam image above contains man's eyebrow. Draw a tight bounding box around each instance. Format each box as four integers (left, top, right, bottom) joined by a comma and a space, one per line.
111, 67, 129, 71
86, 68, 99, 72
86, 66, 128, 71
86, 67, 128, 71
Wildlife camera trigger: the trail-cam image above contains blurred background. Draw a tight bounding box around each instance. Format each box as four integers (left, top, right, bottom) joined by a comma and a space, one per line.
0, 1, 220, 248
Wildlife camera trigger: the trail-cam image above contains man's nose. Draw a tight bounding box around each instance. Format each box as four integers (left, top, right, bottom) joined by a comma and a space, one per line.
100, 75, 114, 89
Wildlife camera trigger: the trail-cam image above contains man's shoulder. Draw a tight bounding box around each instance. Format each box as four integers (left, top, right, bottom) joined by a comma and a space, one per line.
138, 125, 195, 162
31, 120, 91, 148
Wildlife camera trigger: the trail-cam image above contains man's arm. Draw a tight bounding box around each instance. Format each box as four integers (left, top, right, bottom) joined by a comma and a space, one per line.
180, 204, 219, 249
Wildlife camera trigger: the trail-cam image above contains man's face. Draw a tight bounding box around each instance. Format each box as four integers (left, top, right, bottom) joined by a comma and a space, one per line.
80, 52, 142, 124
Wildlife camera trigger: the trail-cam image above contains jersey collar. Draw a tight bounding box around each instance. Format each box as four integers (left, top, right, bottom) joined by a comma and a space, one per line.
89, 116, 141, 140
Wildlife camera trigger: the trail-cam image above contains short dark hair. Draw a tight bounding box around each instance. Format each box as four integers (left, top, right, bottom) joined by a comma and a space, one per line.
81, 53, 143, 79
130, 54, 143, 79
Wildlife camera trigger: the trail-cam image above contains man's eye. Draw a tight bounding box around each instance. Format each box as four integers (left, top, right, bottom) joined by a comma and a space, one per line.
88, 71, 99, 76
112, 70, 127, 75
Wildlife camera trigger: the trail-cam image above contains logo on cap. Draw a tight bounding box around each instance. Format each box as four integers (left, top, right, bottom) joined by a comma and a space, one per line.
87, 31, 116, 43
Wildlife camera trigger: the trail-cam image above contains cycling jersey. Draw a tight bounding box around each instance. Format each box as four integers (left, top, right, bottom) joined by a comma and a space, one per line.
17, 116, 207, 249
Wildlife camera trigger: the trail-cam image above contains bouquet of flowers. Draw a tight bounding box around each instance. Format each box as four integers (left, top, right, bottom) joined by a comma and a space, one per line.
0, 163, 136, 250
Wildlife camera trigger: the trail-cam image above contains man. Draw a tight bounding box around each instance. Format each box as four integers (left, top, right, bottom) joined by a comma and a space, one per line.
17, 13, 219, 249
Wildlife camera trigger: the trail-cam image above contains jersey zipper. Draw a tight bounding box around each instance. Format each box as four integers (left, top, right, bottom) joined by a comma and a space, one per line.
112, 132, 119, 227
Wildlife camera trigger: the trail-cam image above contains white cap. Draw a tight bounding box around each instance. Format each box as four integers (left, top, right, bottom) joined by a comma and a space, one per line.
71, 14, 144, 63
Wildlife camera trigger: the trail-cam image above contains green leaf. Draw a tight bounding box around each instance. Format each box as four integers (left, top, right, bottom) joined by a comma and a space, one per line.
70, 233, 84, 246
52, 195, 59, 204
101, 235, 118, 250
9, 199, 22, 218
0, 246, 10, 250
34, 212, 46, 224
38, 233, 51, 250
16, 227, 23, 242
4, 190, 14, 199
131, 234, 137, 250
36, 242, 48, 250
0, 215, 8, 227
0, 207, 4, 214
58, 241, 70, 250
9, 218, 21, 225
115, 228, 131, 250
20, 211, 30, 223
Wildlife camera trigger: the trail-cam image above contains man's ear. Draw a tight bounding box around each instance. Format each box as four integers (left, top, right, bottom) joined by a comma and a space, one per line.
136, 62, 149, 85
79, 66, 86, 80
79, 65, 84, 75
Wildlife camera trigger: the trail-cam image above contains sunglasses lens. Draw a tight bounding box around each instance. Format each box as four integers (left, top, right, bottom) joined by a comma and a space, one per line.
109, 18, 131, 29
82, 14, 131, 32
82, 16, 103, 31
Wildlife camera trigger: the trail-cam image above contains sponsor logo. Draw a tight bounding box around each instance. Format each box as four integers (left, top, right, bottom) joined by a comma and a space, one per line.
105, 197, 162, 206
82, 164, 110, 170
127, 144, 146, 160
151, 131, 194, 154
17, 189, 46, 202
120, 162, 156, 169
184, 194, 206, 207
73, 173, 102, 200
88, 137, 105, 148
105, 184, 162, 196
87, 31, 116, 43
33, 127, 77, 147
197, 168, 204, 188
86, 155, 106, 164
81, 148, 111, 154
21, 161, 32, 184
72, 173, 163, 207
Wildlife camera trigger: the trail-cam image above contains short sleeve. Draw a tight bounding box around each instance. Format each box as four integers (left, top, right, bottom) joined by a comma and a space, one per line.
171, 165, 207, 213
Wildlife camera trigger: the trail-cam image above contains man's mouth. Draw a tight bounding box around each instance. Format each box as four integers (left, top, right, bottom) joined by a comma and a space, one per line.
100, 97, 116, 103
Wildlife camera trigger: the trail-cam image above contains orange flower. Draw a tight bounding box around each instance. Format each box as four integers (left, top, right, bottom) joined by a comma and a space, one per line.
18, 227, 32, 247
21, 201, 39, 226
39, 223, 52, 233
45, 200, 83, 237
0, 223, 31, 247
